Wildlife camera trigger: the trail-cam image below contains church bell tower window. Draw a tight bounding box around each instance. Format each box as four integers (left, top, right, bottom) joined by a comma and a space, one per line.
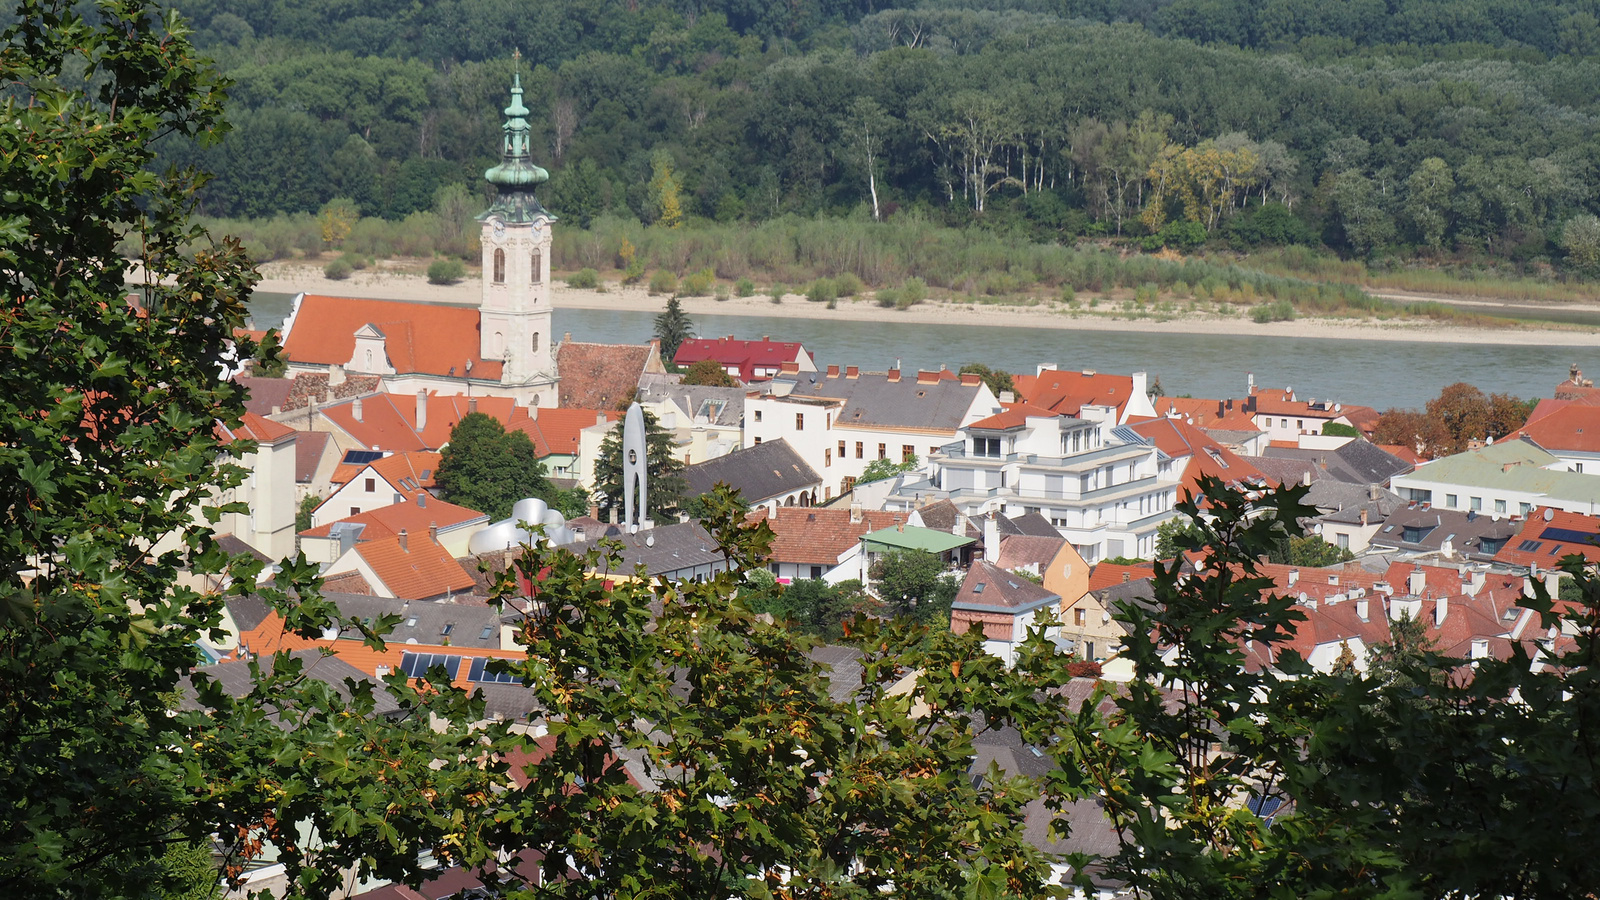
493, 248, 506, 283
531, 249, 542, 284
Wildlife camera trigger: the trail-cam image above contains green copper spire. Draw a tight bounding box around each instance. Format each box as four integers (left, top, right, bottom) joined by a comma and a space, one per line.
479, 51, 554, 224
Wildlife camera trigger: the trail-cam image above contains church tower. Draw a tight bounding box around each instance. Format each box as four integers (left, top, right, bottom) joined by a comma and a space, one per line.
478, 58, 559, 407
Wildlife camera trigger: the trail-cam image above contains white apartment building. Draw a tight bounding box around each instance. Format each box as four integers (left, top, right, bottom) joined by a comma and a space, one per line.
885, 406, 1179, 562
742, 366, 998, 503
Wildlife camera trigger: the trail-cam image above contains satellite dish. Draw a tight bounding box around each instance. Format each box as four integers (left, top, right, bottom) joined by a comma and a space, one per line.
1544, 508, 1555, 521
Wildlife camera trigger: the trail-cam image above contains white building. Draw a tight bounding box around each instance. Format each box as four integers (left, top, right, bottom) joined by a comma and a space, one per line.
743, 366, 998, 503
1391, 438, 1600, 517
886, 404, 1179, 563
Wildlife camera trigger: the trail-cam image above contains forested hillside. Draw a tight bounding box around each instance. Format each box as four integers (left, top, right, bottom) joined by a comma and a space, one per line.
156, 0, 1600, 271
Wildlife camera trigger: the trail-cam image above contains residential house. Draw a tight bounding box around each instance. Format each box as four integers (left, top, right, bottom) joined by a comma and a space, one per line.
292, 430, 341, 502
312, 450, 441, 529
634, 374, 746, 465
748, 505, 908, 582
887, 405, 1179, 563
1010, 366, 1158, 425
299, 493, 489, 565
1511, 398, 1600, 473
1128, 416, 1271, 502
1391, 438, 1600, 516
742, 366, 998, 501
1064, 576, 1151, 668
1307, 482, 1405, 553
831, 523, 976, 589
1366, 503, 1519, 562
553, 336, 667, 410
950, 559, 1061, 667
672, 335, 815, 382
1146, 395, 1268, 455
322, 531, 478, 602
1245, 381, 1372, 445
1494, 507, 1600, 573
214, 413, 299, 560
1260, 439, 1414, 486
681, 439, 822, 512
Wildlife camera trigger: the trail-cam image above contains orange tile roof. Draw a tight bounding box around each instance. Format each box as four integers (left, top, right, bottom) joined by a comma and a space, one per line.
748, 506, 910, 566
281, 295, 503, 379
1145, 397, 1261, 433
1493, 507, 1600, 569
354, 535, 477, 601
1130, 417, 1267, 498
1088, 562, 1154, 591
555, 340, 659, 410
1511, 400, 1600, 454
509, 407, 620, 457
216, 411, 296, 446
321, 392, 617, 456
301, 495, 486, 541
967, 401, 1063, 431
1012, 369, 1134, 416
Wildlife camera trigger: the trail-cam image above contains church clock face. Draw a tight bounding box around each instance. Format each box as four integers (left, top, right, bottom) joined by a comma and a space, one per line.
491, 217, 506, 240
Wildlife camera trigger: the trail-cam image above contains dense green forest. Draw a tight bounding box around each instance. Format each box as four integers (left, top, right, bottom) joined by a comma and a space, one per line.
152, 0, 1600, 272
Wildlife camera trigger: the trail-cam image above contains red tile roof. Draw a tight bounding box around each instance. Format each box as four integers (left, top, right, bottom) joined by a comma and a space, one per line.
967, 402, 1062, 431
1012, 369, 1134, 416
673, 336, 811, 382
354, 535, 477, 601
748, 506, 909, 566
555, 340, 662, 410
1511, 400, 1600, 454
1129, 417, 1268, 498
1145, 397, 1261, 433
1493, 507, 1600, 569
301, 495, 487, 541
216, 411, 296, 446
282, 295, 503, 379
1377, 443, 1426, 466
1088, 562, 1154, 591
510, 407, 620, 457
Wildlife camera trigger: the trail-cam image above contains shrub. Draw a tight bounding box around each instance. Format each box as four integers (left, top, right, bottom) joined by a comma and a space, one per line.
426, 257, 465, 285
567, 268, 600, 289
768, 283, 786, 303
835, 272, 863, 297
323, 256, 353, 280
648, 269, 678, 295
806, 278, 837, 303
735, 277, 756, 297
714, 283, 730, 301
1060, 285, 1075, 304
900, 277, 927, 306
875, 288, 899, 308
680, 267, 715, 296
1250, 299, 1296, 323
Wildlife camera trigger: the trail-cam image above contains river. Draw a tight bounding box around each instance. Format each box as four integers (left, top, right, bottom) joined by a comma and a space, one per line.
248, 291, 1596, 412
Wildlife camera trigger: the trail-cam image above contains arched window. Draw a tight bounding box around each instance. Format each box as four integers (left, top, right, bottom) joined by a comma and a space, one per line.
493, 248, 505, 283
530, 249, 542, 284
531, 331, 540, 352
493, 331, 504, 356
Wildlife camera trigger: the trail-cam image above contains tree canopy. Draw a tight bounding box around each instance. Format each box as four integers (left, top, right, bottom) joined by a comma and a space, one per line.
653, 295, 694, 363
681, 358, 739, 387
435, 411, 555, 521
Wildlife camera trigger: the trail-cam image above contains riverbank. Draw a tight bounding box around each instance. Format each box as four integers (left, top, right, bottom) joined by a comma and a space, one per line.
255, 261, 1600, 348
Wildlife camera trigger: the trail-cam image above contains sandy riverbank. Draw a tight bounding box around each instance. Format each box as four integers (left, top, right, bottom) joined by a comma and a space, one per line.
255, 261, 1600, 348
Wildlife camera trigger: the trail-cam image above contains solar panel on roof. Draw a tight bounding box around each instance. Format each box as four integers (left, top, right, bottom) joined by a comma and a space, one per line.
399, 652, 463, 679
342, 449, 384, 466
467, 657, 522, 684
1247, 795, 1285, 820
1539, 527, 1600, 545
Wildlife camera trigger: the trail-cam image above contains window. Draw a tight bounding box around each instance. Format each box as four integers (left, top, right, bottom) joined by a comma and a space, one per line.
532, 332, 540, 352
878, 443, 887, 460
855, 441, 864, 459
1281, 418, 1289, 428
838, 440, 847, 459
479, 625, 495, 640
1521, 502, 1534, 516
365, 478, 375, 492
1074, 608, 1087, 627
1579, 463, 1586, 473
1446, 493, 1458, 507
1495, 499, 1507, 514
492, 248, 505, 283
530, 249, 542, 283
1518, 539, 1542, 552
1297, 419, 1304, 430
824, 448, 832, 467
770, 563, 780, 574
753, 437, 762, 444
350, 507, 360, 517
440, 623, 455, 637
810, 566, 823, 579
754, 410, 762, 423
842, 476, 856, 493
1470, 496, 1483, 511
796, 413, 805, 430
902, 444, 915, 463
1336, 533, 1350, 550
975, 437, 1001, 458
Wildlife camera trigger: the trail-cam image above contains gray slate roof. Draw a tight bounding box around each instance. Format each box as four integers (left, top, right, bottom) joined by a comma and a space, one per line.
636, 374, 746, 427
1263, 440, 1414, 485
681, 438, 821, 504
1367, 505, 1519, 560
1310, 482, 1406, 525
180, 649, 401, 718
564, 522, 729, 579
773, 371, 983, 431
318, 592, 502, 649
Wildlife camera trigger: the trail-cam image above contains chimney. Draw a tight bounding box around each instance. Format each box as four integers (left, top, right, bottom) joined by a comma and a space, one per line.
886, 369, 901, 383
352, 397, 363, 422
917, 370, 939, 384
1247, 372, 1255, 394
596, 413, 607, 426
850, 502, 862, 524
416, 493, 427, 508
827, 364, 840, 377
270, 405, 281, 415
428, 521, 438, 543
1288, 568, 1299, 586
1408, 568, 1426, 596
563, 332, 572, 342
1469, 569, 1486, 594
530, 405, 538, 420
983, 513, 1000, 563
337, 524, 358, 558
1218, 400, 1225, 417
960, 373, 982, 386
468, 397, 478, 415
1122, 572, 1130, 583
1132, 371, 1148, 398
1355, 598, 1370, 621
416, 390, 428, 431
588, 503, 600, 521
999, 390, 1015, 403
846, 365, 860, 379
1546, 569, 1562, 598
1360, 508, 1369, 526
1433, 596, 1448, 627
1368, 483, 1380, 501
780, 360, 800, 374
398, 528, 409, 552
762, 335, 770, 341
953, 512, 967, 537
